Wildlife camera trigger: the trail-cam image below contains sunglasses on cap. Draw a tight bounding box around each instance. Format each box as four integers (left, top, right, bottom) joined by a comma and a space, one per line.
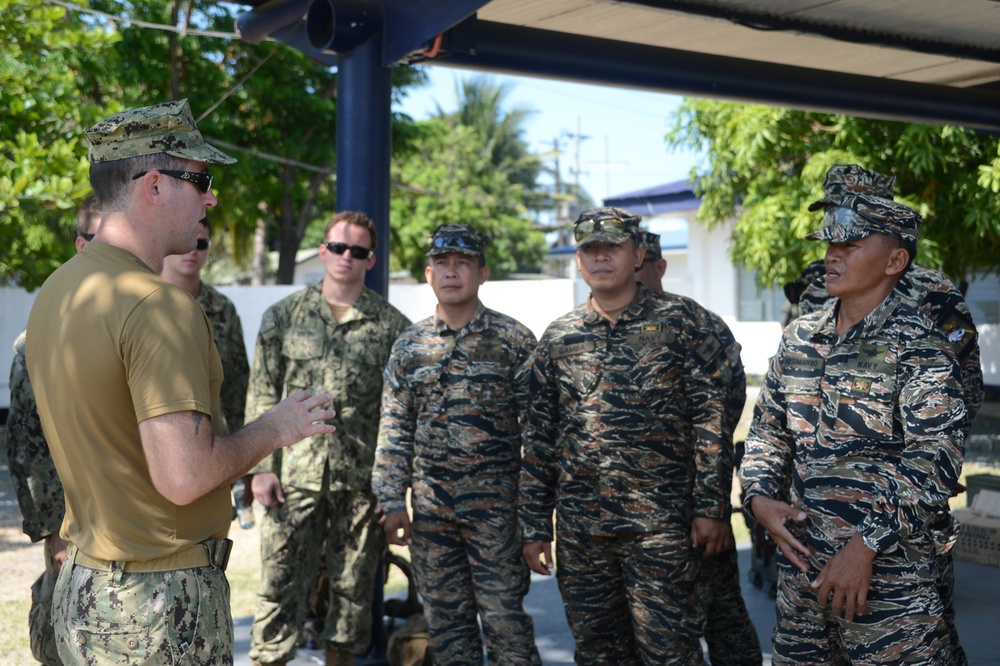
131, 169, 213, 194
822, 206, 901, 240
324, 241, 372, 260
573, 216, 635, 243
429, 233, 483, 252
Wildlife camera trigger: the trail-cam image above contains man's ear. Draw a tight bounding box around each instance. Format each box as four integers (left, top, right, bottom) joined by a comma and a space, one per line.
885, 246, 909, 278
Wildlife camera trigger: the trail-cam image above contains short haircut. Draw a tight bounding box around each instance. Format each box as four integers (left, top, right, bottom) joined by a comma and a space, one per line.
324, 211, 377, 250
89, 153, 190, 212
76, 195, 101, 236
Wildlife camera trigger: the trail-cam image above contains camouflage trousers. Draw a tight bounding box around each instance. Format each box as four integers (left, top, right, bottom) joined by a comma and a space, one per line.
250, 487, 383, 663
53, 546, 233, 664
29, 538, 62, 666
409, 478, 540, 666
772, 540, 951, 665
555, 529, 706, 666
701, 541, 763, 666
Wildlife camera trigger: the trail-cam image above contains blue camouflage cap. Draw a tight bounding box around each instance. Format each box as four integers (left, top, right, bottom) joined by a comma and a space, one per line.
86, 99, 236, 165
427, 223, 488, 257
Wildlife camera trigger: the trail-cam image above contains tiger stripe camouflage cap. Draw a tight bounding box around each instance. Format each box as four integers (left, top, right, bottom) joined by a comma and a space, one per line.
427, 223, 488, 256
806, 164, 921, 244
86, 99, 236, 165
807, 164, 896, 211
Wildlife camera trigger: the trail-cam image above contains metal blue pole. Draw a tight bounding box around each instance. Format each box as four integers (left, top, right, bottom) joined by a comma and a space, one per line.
336, 34, 393, 297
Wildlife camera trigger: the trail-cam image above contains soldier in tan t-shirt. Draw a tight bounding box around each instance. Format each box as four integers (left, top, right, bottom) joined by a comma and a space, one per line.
26, 99, 335, 665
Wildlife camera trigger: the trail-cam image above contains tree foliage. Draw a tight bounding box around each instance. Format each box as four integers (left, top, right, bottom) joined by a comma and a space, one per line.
666, 100, 1000, 288
391, 118, 546, 280
0, 0, 122, 289
2, 6, 551, 289
390, 76, 547, 280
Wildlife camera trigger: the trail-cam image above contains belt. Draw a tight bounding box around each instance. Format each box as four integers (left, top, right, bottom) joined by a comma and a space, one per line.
74, 539, 232, 573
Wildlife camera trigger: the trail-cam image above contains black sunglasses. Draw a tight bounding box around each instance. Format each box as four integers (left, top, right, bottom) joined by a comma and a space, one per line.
195, 238, 210, 251
324, 241, 372, 260
132, 169, 213, 194
79, 232, 95, 241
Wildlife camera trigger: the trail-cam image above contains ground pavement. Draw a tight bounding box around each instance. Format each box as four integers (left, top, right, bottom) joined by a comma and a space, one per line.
233, 544, 1000, 665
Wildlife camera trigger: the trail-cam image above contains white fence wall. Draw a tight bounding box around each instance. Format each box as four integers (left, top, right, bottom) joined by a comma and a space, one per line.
2, 281, 997, 408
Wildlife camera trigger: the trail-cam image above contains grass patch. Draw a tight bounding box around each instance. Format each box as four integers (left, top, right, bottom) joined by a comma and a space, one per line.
0, 598, 34, 664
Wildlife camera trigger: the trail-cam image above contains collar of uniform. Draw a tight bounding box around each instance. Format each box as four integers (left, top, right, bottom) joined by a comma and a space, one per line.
851, 290, 901, 341
307, 284, 377, 325
815, 290, 902, 344
582, 285, 647, 326
194, 282, 222, 314
432, 301, 487, 335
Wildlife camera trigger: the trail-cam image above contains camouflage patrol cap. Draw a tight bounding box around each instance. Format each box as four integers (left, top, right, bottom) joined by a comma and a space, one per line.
807, 164, 895, 211
574, 206, 641, 247
639, 231, 661, 258
427, 223, 488, 257
86, 99, 236, 165
806, 193, 921, 244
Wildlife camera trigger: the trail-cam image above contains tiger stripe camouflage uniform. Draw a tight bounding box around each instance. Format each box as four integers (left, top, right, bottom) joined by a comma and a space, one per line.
246, 284, 409, 663
741, 293, 966, 663
519, 285, 735, 665
700, 313, 763, 666
798, 248, 982, 666
196, 283, 250, 431
6, 330, 64, 665
799, 263, 982, 434
374, 303, 541, 665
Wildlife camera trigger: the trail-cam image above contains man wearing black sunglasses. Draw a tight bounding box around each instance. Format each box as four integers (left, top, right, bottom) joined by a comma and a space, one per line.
519, 206, 738, 664
246, 211, 410, 666
26, 99, 336, 666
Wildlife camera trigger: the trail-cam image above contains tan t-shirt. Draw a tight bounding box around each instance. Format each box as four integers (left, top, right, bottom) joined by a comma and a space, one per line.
26, 242, 230, 561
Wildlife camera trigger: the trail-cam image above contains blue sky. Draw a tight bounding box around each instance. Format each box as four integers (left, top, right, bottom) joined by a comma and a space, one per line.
393, 65, 703, 206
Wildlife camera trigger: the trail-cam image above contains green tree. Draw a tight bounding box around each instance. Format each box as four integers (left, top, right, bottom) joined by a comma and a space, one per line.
439, 76, 548, 211
390, 118, 546, 279
3, 0, 424, 288
666, 100, 1000, 289
0, 0, 122, 289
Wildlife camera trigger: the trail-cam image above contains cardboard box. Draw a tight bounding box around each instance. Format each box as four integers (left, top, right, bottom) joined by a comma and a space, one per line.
971, 489, 1000, 519
952, 506, 1000, 567
966, 474, 1000, 508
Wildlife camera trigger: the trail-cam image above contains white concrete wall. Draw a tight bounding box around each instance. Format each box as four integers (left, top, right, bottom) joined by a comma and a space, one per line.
3, 279, 997, 408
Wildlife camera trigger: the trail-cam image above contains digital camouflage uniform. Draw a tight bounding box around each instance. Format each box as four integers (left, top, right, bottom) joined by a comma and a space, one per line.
741, 165, 969, 664
374, 303, 541, 666
6, 330, 64, 665
196, 283, 250, 432
247, 284, 409, 663
519, 285, 735, 666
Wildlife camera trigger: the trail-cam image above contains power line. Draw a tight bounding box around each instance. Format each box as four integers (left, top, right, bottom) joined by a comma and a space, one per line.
45, 0, 240, 39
